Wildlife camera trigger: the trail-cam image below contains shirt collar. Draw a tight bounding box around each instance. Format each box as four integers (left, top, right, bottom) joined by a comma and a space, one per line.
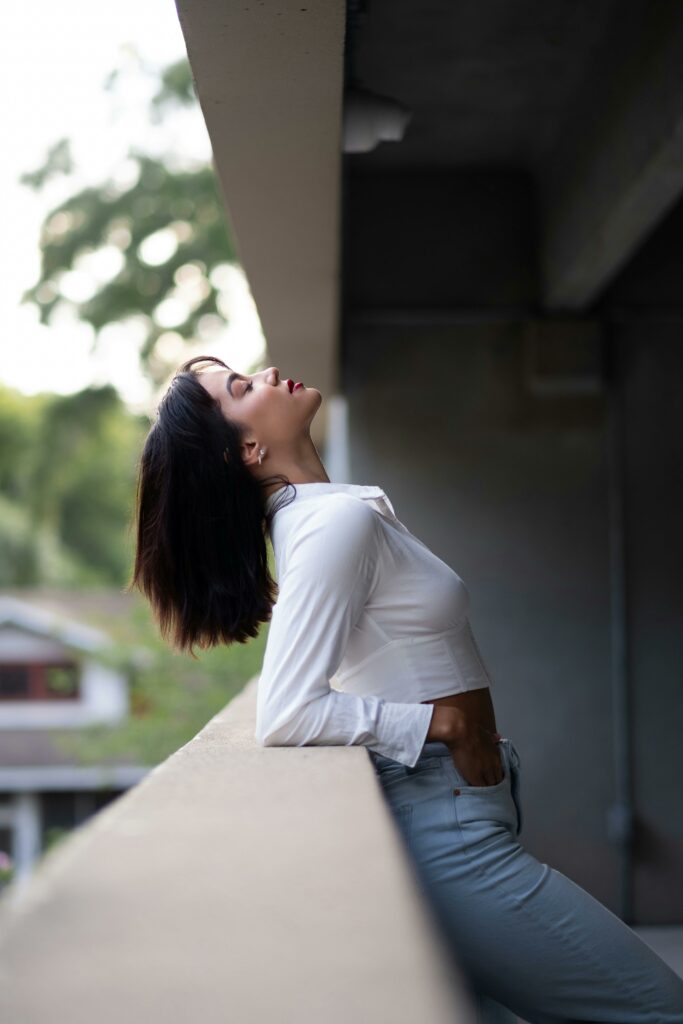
264, 481, 387, 518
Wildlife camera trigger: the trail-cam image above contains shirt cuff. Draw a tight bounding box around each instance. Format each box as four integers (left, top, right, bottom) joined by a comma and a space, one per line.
370, 701, 435, 767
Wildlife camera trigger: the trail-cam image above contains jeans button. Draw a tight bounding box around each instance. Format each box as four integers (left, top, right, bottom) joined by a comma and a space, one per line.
453, 787, 461, 795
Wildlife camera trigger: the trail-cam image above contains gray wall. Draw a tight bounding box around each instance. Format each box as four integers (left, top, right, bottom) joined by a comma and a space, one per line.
618, 330, 683, 921
343, 321, 683, 922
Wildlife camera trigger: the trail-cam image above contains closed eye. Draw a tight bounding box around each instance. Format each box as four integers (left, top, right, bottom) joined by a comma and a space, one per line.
243, 381, 253, 394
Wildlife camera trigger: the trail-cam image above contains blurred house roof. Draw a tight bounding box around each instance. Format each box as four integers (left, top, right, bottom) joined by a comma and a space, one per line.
0, 728, 141, 770
0, 588, 152, 661
0, 590, 155, 777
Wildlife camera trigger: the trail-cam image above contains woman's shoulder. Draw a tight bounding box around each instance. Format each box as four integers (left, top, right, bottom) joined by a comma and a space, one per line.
298, 490, 379, 534
277, 491, 379, 561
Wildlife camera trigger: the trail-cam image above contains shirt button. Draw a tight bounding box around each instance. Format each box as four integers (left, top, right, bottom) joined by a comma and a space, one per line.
453, 788, 461, 796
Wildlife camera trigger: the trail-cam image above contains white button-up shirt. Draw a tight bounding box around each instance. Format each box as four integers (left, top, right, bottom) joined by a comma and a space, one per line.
255, 481, 494, 766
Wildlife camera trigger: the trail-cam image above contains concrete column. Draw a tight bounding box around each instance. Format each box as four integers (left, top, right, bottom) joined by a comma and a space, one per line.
12, 792, 42, 883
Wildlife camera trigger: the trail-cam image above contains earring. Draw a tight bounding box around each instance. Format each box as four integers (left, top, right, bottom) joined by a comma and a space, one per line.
257, 446, 266, 465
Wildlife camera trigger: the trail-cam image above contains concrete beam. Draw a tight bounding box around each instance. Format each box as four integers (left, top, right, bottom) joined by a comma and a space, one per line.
0, 678, 474, 1024
173, 0, 347, 446
540, 3, 683, 310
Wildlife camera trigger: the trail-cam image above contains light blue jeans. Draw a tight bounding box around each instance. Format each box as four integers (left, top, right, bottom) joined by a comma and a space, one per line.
368, 737, 683, 1024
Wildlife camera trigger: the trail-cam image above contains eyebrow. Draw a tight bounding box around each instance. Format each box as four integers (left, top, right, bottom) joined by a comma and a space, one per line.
226, 372, 239, 397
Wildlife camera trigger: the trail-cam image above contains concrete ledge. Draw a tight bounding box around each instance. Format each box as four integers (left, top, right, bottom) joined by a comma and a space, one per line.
0, 676, 475, 1024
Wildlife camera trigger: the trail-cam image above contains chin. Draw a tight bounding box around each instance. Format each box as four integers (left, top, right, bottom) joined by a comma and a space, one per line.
304, 387, 323, 418
298, 384, 321, 401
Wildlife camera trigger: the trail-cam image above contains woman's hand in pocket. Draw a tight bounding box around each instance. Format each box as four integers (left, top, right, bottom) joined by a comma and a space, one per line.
450, 722, 504, 787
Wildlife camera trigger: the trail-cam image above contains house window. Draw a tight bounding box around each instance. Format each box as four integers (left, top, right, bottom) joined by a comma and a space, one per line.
0, 662, 80, 701
0, 665, 29, 698
42, 664, 79, 699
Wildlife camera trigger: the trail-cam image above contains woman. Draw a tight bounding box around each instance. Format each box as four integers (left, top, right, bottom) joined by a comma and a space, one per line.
130, 355, 683, 1024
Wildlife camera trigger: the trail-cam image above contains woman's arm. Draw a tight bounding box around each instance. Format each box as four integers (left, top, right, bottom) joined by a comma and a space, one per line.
424, 696, 505, 786
426, 704, 465, 746
255, 497, 435, 767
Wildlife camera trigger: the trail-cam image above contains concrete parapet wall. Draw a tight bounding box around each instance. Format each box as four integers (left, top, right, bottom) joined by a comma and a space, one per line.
0, 676, 474, 1024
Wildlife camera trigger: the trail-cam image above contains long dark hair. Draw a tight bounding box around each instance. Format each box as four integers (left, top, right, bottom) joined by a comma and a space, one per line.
127, 355, 295, 658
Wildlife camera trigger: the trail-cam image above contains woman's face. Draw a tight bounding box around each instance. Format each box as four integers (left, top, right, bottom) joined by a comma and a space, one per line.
197, 364, 321, 447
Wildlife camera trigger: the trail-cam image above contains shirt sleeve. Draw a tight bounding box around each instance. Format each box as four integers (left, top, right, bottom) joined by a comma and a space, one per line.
255, 497, 435, 767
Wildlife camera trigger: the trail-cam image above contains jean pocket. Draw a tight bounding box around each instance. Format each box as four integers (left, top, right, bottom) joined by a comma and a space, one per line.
450, 740, 522, 839
448, 740, 509, 792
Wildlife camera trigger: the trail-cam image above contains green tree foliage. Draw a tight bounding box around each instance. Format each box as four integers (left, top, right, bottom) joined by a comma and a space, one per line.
0, 385, 46, 504
0, 373, 275, 762
0, 381, 148, 586
54, 594, 269, 767
19, 57, 238, 388
0, 53, 268, 773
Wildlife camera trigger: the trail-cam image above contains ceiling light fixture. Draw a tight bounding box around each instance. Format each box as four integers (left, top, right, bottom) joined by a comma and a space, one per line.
342, 87, 413, 153
342, 0, 412, 154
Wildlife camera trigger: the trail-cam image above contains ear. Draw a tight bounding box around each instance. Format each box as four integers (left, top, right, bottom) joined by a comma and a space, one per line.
240, 438, 261, 466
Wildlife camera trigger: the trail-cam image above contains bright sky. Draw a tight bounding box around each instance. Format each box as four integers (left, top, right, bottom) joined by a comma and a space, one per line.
0, 0, 267, 415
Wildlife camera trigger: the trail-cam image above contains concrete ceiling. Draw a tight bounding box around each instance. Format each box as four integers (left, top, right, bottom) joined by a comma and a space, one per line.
175, 0, 683, 418
345, 0, 620, 170
346, 0, 683, 311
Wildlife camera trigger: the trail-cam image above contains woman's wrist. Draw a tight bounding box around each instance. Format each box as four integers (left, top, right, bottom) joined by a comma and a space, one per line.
426, 705, 467, 747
